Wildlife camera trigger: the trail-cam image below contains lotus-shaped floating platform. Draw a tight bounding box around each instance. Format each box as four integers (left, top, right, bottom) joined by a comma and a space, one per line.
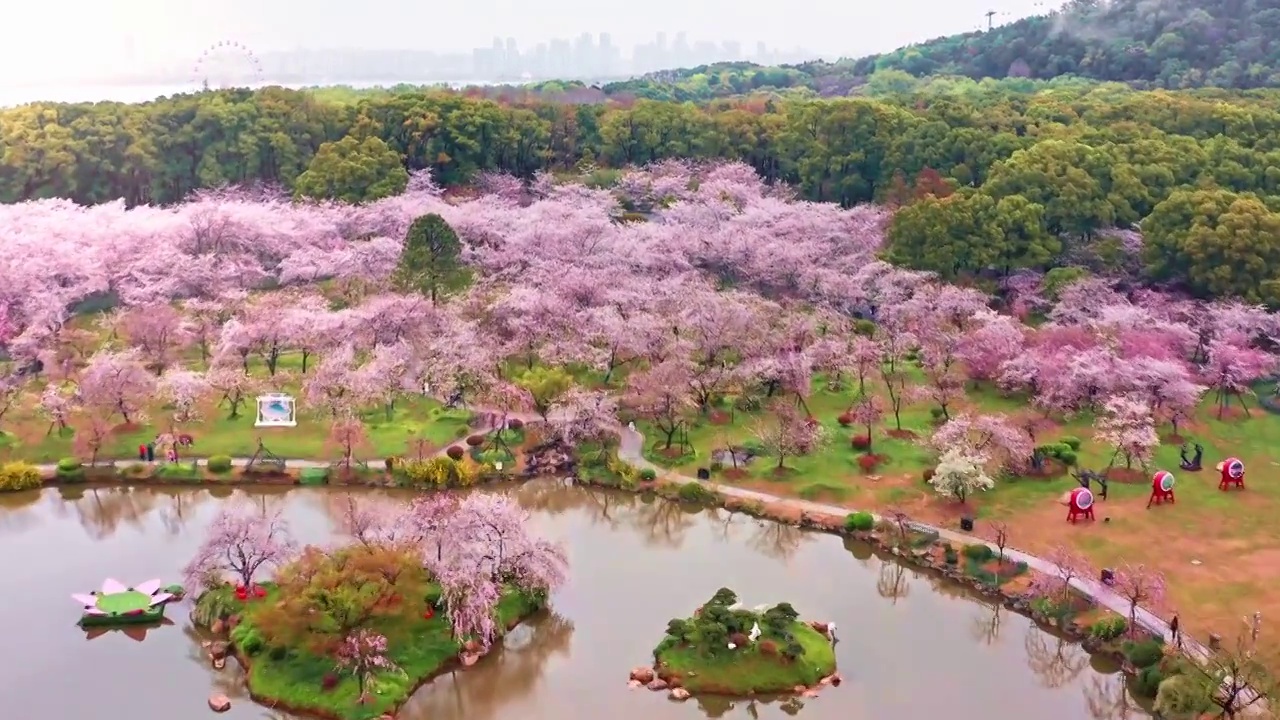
73, 579, 183, 627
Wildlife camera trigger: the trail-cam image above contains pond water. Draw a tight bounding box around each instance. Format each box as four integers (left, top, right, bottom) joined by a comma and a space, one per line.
0, 481, 1151, 720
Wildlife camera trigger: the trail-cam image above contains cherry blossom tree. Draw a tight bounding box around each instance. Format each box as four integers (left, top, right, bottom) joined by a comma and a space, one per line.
304, 346, 359, 418
1112, 563, 1167, 638
958, 314, 1026, 383
206, 366, 258, 420
843, 336, 882, 395
118, 304, 190, 373
158, 369, 210, 424
877, 321, 916, 432
336, 630, 400, 703
1203, 334, 1275, 417
848, 393, 885, 452
430, 493, 567, 649
548, 388, 619, 446
1027, 545, 1096, 604
0, 368, 19, 432
1126, 357, 1204, 436
624, 360, 694, 451
929, 447, 995, 503
329, 415, 370, 471
752, 401, 825, 471
929, 413, 1034, 474
182, 504, 297, 592
39, 382, 75, 435
71, 407, 112, 466
1095, 394, 1159, 470
77, 349, 154, 425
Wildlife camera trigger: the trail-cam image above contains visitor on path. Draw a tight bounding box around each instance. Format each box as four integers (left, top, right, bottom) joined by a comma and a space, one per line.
627, 421, 636, 432
1170, 612, 1181, 648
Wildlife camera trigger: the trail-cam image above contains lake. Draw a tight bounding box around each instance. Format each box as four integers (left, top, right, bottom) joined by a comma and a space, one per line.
0, 481, 1149, 719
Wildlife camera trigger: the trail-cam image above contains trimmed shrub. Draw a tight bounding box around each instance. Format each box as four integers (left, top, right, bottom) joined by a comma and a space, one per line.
1060, 436, 1082, 451
0, 462, 42, 491
1125, 639, 1165, 668
851, 435, 871, 450
446, 445, 466, 460
962, 544, 995, 562
922, 467, 935, 482
55, 458, 85, 482
759, 639, 778, 655
1089, 616, 1127, 641
1135, 665, 1163, 697
507, 417, 524, 430
1058, 450, 1078, 466
944, 546, 959, 564
852, 319, 876, 337
321, 673, 339, 691
677, 482, 715, 503
729, 632, 749, 647
207, 455, 233, 473
639, 468, 657, 482
844, 511, 875, 532
929, 407, 946, 421
836, 412, 853, 427
299, 467, 329, 486
465, 434, 485, 447
857, 454, 881, 471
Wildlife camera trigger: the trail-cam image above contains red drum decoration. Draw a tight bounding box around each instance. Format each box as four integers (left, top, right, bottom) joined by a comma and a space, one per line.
1148, 470, 1176, 507
1067, 487, 1095, 523
1219, 457, 1245, 491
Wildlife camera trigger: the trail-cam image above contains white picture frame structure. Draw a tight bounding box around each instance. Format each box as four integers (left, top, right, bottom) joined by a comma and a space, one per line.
254, 393, 297, 427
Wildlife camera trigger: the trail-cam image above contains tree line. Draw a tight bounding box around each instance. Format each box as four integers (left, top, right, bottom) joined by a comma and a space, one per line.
5, 81, 1280, 206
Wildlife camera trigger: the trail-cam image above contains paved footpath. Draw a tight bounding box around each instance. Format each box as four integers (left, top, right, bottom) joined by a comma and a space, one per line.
31, 406, 1225, 672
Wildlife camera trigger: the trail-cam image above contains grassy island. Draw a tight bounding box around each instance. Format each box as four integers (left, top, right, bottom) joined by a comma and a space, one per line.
652, 588, 836, 695
199, 583, 541, 720
185, 491, 566, 720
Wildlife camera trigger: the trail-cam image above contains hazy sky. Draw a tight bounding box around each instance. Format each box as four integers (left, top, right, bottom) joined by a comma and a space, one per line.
3, 0, 1056, 83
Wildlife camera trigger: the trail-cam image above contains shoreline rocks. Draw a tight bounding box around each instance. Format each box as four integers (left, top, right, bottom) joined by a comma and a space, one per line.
207, 694, 230, 712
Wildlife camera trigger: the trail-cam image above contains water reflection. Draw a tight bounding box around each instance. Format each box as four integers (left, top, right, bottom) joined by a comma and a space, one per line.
0, 482, 1152, 720
84, 617, 175, 642
1025, 628, 1091, 689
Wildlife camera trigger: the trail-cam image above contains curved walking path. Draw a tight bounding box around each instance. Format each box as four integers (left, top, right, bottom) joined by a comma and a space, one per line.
28, 406, 1231, 678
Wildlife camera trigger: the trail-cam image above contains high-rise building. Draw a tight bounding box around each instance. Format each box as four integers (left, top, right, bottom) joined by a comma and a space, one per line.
504, 37, 520, 76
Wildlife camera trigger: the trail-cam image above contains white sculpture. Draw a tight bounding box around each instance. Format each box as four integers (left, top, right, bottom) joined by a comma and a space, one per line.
748, 622, 761, 643
254, 393, 297, 427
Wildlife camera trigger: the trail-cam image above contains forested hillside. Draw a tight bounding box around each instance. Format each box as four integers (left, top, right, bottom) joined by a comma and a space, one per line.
603, 0, 1280, 100
854, 0, 1280, 89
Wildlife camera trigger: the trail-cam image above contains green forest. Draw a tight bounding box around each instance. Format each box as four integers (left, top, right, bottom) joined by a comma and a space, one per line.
604, 0, 1280, 101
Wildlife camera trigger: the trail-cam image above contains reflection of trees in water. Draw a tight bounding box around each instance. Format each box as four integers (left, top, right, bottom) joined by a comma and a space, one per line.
59, 486, 159, 540
841, 536, 874, 566
563, 484, 642, 528
1084, 674, 1140, 720
398, 610, 574, 720
182, 623, 251, 701
970, 599, 1003, 645
1024, 626, 1089, 688
156, 488, 209, 535
876, 560, 911, 603
696, 695, 804, 718
0, 489, 44, 536
511, 478, 580, 515
747, 519, 810, 561
631, 496, 696, 547
700, 506, 739, 541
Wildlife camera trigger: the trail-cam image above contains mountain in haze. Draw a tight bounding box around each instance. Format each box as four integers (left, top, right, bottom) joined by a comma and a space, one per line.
845, 0, 1280, 88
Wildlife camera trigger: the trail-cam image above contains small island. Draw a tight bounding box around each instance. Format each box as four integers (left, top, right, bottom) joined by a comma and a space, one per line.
185, 492, 568, 720
635, 588, 839, 698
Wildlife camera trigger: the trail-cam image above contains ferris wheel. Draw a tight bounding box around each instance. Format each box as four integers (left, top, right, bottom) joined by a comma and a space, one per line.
192, 40, 264, 90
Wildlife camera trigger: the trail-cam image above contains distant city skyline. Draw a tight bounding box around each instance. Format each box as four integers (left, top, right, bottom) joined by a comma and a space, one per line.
1, 0, 1059, 86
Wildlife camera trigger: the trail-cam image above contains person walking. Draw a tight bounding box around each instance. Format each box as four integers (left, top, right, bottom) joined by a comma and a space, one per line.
1170, 611, 1181, 649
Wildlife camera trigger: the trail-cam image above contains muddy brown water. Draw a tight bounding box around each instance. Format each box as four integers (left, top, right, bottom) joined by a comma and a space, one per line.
0, 481, 1150, 719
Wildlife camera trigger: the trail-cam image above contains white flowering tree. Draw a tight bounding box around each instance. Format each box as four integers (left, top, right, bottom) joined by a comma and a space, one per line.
928, 447, 995, 503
